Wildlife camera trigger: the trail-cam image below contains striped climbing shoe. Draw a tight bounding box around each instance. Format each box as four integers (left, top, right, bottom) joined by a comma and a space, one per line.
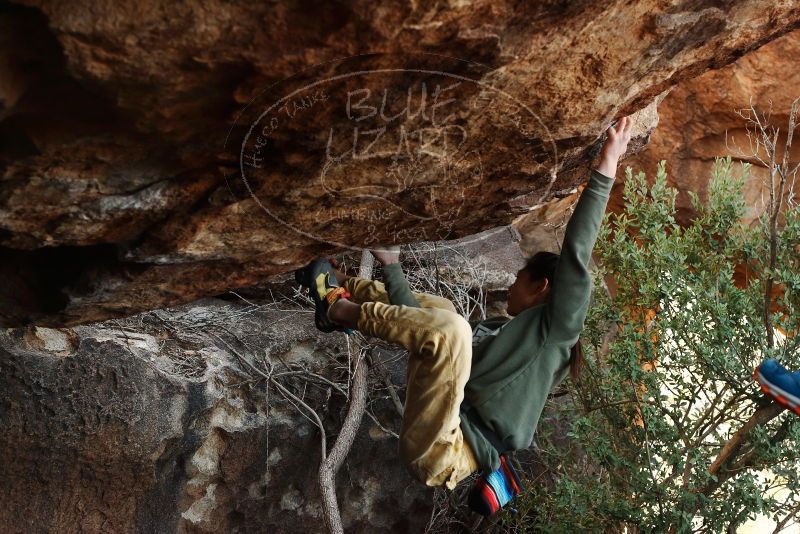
755, 359, 800, 416
294, 258, 352, 334
467, 454, 524, 516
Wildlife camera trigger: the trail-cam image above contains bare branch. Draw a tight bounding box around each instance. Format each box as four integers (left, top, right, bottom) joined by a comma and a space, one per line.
319, 346, 369, 534
702, 402, 784, 493
319, 250, 374, 534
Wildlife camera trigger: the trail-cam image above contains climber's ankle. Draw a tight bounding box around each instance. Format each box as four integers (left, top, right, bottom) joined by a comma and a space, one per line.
328, 298, 360, 329
332, 269, 351, 285
328, 297, 345, 320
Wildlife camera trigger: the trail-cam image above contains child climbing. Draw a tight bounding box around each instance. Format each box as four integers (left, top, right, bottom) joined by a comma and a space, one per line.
294, 116, 634, 512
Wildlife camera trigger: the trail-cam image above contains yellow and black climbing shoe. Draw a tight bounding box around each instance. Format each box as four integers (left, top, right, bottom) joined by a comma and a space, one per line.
295, 259, 352, 334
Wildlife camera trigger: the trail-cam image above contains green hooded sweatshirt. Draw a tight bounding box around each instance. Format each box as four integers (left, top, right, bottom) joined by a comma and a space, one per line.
382, 168, 615, 473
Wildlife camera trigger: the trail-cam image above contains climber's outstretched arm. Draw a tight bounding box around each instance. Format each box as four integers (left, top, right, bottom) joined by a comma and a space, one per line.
596, 118, 632, 178
542, 116, 633, 346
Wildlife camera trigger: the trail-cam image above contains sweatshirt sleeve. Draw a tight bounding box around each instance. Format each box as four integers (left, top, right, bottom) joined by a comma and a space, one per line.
542, 169, 614, 346
382, 263, 421, 308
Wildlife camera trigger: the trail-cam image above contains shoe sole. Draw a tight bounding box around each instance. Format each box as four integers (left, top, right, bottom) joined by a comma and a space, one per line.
295, 259, 350, 334
295, 264, 311, 288
753, 367, 800, 416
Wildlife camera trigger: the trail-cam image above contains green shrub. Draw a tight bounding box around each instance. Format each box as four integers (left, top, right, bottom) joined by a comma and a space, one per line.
503, 158, 800, 533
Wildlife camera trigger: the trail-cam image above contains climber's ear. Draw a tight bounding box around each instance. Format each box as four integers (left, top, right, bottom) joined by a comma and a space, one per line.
525, 276, 548, 297
536, 277, 550, 295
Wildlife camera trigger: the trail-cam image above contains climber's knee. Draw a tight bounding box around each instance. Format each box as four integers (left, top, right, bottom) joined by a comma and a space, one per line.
436, 313, 472, 349
415, 293, 457, 313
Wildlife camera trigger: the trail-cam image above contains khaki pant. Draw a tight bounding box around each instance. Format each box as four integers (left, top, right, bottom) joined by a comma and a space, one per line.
342, 276, 479, 489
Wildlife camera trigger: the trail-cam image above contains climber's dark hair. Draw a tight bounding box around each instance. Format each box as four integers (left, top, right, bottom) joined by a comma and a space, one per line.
523, 251, 584, 380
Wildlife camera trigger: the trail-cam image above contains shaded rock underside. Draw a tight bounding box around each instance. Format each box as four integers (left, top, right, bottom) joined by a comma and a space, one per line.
1, 0, 799, 326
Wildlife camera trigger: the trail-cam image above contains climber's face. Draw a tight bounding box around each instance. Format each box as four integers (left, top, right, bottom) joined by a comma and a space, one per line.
506, 269, 550, 316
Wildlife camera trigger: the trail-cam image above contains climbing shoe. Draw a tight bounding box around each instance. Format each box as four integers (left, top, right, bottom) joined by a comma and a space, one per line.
294, 258, 352, 334
754, 359, 800, 416
467, 454, 524, 517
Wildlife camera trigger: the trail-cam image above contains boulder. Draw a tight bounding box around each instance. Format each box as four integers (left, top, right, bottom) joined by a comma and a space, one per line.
515, 30, 800, 256
1, 1, 799, 325
0, 297, 432, 532
620, 29, 800, 227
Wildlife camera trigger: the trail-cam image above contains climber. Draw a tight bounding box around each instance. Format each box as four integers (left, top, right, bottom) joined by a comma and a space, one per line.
294, 116, 634, 513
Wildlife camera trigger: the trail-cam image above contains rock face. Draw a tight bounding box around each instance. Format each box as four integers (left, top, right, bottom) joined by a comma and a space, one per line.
2, 0, 799, 326
515, 29, 800, 255
619, 29, 800, 226
0, 230, 526, 533
0, 296, 433, 533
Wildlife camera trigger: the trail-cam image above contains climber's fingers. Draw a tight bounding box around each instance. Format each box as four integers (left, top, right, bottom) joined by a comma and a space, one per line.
607, 122, 616, 138
608, 116, 632, 142
622, 115, 633, 137
607, 116, 624, 139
